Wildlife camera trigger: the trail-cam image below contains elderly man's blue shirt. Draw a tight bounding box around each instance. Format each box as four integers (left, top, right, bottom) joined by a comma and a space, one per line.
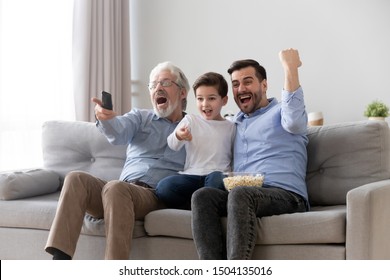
97, 108, 186, 188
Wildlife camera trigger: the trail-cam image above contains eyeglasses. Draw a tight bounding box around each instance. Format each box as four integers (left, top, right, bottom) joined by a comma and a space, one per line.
148, 79, 181, 90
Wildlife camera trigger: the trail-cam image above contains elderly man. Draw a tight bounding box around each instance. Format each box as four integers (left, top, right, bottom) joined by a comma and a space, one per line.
45, 61, 189, 260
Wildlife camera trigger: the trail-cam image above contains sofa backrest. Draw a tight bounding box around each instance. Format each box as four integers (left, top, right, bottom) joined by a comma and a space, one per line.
306, 120, 390, 206
42, 120, 390, 207
42, 120, 126, 181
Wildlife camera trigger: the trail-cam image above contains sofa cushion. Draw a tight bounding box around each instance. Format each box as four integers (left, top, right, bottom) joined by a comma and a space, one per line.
0, 191, 146, 238
42, 120, 127, 181
82, 214, 146, 238
0, 192, 59, 229
145, 205, 346, 245
256, 205, 346, 244
145, 209, 193, 239
306, 121, 390, 206
0, 169, 61, 200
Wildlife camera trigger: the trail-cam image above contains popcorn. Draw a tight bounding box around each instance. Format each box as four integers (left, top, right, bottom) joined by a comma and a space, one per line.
223, 174, 264, 191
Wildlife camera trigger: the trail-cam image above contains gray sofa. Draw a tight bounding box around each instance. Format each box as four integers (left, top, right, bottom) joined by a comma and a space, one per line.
0, 119, 390, 260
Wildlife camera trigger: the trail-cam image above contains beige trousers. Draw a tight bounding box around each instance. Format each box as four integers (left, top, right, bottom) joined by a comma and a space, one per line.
45, 171, 163, 259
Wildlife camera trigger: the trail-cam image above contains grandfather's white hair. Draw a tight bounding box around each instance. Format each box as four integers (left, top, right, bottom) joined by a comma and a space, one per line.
149, 61, 190, 93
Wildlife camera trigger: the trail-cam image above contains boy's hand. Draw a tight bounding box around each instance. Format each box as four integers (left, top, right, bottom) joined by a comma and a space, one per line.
176, 125, 192, 141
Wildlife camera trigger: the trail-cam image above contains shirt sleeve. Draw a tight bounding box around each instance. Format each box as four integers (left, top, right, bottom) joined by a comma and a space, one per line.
167, 116, 190, 151
280, 87, 308, 135
96, 109, 141, 145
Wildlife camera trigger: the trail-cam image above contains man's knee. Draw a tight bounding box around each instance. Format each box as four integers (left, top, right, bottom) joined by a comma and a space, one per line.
64, 170, 90, 183
228, 187, 255, 205
192, 187, 219, 207
102, 180, 125, 199
62, 171, 95, 193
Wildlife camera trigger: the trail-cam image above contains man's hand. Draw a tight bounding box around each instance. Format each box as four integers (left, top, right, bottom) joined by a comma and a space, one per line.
279, 48, 302, 70
92, 97, 117, 121
279, 48, 302, 92
176, 125, 192, 141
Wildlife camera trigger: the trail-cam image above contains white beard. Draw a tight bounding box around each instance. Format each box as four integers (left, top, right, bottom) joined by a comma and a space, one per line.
153, 97, 180, 118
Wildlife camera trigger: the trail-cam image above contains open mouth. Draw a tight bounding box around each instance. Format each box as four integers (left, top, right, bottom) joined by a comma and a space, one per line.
203, 109, 212, 116
239, 94, 252, 104
156, 96, 167, 105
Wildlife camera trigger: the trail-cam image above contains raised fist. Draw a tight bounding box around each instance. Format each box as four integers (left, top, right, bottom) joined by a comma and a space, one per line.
279, 48, 302, 70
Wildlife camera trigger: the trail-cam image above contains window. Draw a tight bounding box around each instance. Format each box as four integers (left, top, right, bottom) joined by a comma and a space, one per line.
0, 0, 74, 171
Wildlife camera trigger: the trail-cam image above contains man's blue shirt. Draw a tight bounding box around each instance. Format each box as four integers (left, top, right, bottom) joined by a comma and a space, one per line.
97, 108, 186, 188
233, 87, 309, 202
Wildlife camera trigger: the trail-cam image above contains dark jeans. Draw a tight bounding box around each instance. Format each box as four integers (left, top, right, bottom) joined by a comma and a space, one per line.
156, 171, 225, 210
191, 185, 308, 260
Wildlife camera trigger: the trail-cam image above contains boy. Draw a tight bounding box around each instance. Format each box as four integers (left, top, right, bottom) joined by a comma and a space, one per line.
156, 72, 235, 210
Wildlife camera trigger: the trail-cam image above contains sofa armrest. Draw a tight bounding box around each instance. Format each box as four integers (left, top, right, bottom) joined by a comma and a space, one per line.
346, 179, 390, 259
0, 168, 61, 200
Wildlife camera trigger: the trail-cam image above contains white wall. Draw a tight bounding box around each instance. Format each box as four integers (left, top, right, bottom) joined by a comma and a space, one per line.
130, 0, 390, 125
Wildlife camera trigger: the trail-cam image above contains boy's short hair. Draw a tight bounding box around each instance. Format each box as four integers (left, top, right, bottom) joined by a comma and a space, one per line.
192, 72, 228, 98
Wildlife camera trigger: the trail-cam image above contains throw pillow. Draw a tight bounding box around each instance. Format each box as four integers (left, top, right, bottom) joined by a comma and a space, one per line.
0, 169, 61, 200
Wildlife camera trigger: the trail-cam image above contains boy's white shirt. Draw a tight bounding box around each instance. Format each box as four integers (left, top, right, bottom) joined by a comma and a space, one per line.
167, 114, 235, 175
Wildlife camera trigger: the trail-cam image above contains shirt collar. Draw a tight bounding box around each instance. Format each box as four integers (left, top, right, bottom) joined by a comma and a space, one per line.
152, 111, 186, 124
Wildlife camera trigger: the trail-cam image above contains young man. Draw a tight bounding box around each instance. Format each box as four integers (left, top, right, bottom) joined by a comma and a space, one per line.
191, 49, 309, 260
156, 72, 235, 210
45, 61, 189, 260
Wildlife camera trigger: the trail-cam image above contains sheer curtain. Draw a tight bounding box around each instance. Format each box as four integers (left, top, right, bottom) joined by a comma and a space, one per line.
0, 0, 74, 171
73, 0, 131, 122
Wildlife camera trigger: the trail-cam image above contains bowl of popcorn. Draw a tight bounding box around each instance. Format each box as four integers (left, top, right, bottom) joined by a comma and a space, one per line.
223, 172, 265, 191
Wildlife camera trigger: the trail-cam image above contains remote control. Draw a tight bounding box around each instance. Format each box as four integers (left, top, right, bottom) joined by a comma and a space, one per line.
102, 91, 113, 110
